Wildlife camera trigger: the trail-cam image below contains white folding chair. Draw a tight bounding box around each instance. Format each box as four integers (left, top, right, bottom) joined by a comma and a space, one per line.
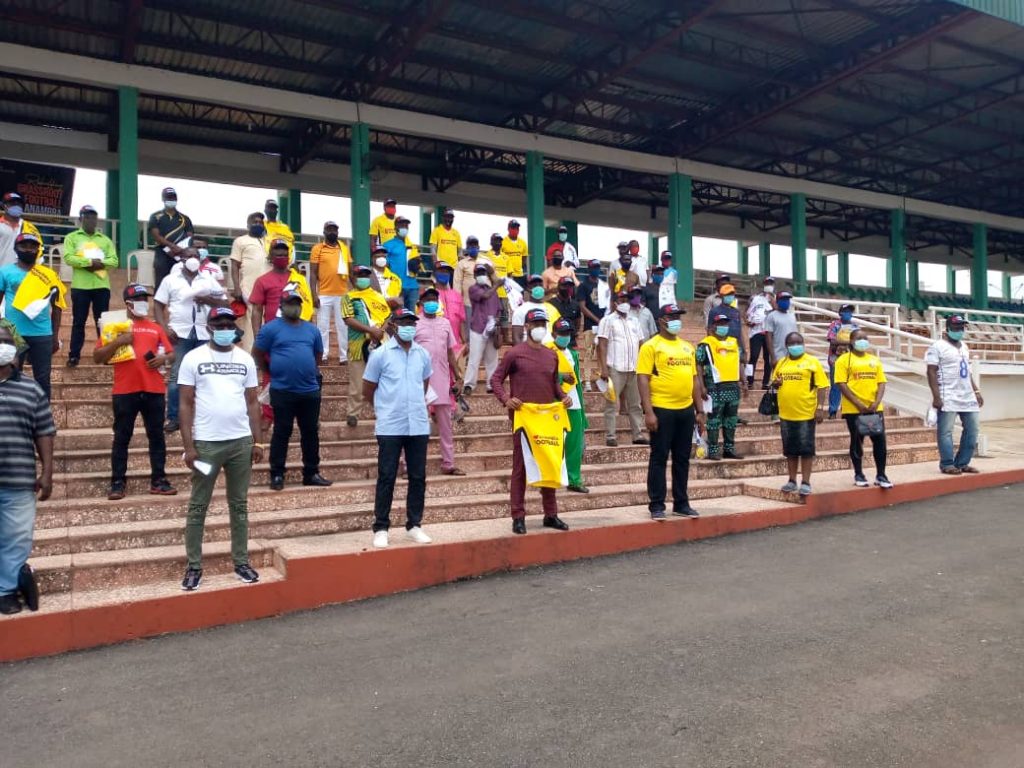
50, 244, 74, 283
127, 249, 155, 289
216, 257, 234, 291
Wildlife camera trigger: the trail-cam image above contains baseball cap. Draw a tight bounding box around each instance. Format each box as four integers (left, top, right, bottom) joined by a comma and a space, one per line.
123, 282, 150, 300
777, 291, 793, 299
280, 289, 303, 303
763, 276, 776, 283
383, 198, 397, 206
209, 305, 238, 320
946, 314, 968, 326
420, 286, 439, 299
161, 187, 176, 198
264, 199, 278, 207
615, 289, 630, 300
839, 302, 855, 312
442, 207, 454, 216
14, 232, 40, 246
392, 307, 419, 323
711, 312, 731, 324
490, 232, 503, 241
588, 259, 601, 268
526, 273, 543, 286
661, 303, 684, 316
557, 225, 568, 232
3, 192, 24, 205
719, 283, 736, 296
716, 272, 731, 282
395, 215, 411, 225
473, 263, 489, 276
558, 276, 575, 287
324, 220, 338, 229
617, 241, 628, 249
660, 250, 673, 261
524, 308, 548, 324
354, 264, 373, 276
434, 261, 454, 271
79, 204, 98, 216
269, 238, 290, 250
372, 245, 387, 255
466, 235, 479, 244
508, 219, 520, 228
553, 318, 573, 334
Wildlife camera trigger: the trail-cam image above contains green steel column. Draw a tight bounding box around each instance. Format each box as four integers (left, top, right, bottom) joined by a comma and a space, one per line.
648, 233, 660, 262
972, 223, 988, 309
420, 208, 433, 244
1003, 272, 1012, 300
349, 122, 371, 265
544, 225, 559, 256
525, 151, 546, 276
790, 193, 807, 293
737, 241, 748, 274
890, 209, 907, 305
838, 251, 850, 291
758, 241, 770, 276
947, 266, 957, 294
116, 86, 138, 268
105, 169, 119, 241
908, 259, 920, 297
276, 188, 301, 231
816, 249, 827, 285
668, 173, 694, 301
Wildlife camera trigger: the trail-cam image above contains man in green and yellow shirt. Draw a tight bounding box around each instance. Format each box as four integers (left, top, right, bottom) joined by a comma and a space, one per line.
62, 204, 119, 367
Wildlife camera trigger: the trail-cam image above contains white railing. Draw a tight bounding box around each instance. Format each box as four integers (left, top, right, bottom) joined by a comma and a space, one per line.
924, 307, 1024, 363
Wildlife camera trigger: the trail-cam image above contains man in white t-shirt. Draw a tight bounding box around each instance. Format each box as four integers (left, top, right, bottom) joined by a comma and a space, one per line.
177, 306, 263, 592
925, 314, 983, 475
510, 274, 560, 343
745, 276, 776, 388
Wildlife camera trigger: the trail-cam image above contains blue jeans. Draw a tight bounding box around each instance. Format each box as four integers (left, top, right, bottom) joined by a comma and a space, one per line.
937, 410, 980, 469
0, 487, 36, 595
166, 334, 204, 422
828, 363, 841, 415
401, 285, 419, 312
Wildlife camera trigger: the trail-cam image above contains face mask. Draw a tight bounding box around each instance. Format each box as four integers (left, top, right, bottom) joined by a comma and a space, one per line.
777, 299, 791, 311
666, 320, 682, 335
947, 330, 964, 341
629, 296, 643, 308
723, 295, 736, 306
552, 258, 563, 267
0, 343, 18, 365
384, 207, 396, 218
788, 344, 804, 357
472, 275, 488, 286
272, 255, 290, 270
508, 230, 519, 239
249, 224, 265, 237
423, 301, 440, 315
554, 335, 571, 349
15, 250, 36, 264
763, 285, 775, 294
355, 277, 371, 290
628, 244, 640, 256
375, 257, 388, 268
130, 300, 150, 317
616, 302, 630, 314
6, 205, 24, 218
325, 233, 338, 244
839, 312, 853, 323
715, 325, 730, 338
529, 327, 546, 343
558, 233, 568, 243
282, 303, 302, 319
164, 201, 177, 210
184, 257, 201, 273
397, 325, 417, 342
467, 247, 479, 257
397, 227, 409, 238
212, 329, 237, 347
589, 268, 600, 277
852, 339, 870, 352
530, 286, 545, 301
196, 248, 209, 260
620, 259, 632, 270
436, 273, 451, 285
652, 274, 664, 284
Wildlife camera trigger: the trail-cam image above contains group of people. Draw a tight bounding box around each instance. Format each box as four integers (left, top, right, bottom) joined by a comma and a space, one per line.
0, 192, 987, 612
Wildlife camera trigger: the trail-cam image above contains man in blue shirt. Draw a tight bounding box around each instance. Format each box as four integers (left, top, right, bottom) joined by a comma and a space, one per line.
253, 289, 331, 491
383, 215, 420, 311
362, 308, 433, 549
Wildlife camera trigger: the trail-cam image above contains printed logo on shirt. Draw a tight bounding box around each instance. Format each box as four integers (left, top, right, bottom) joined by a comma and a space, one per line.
197, 362, 249, 376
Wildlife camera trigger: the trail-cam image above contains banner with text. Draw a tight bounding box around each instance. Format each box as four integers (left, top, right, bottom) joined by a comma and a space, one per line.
0, 159, 77, 217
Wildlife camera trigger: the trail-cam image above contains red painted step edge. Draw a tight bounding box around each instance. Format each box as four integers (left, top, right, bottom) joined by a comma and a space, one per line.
3, 468, 1022, 662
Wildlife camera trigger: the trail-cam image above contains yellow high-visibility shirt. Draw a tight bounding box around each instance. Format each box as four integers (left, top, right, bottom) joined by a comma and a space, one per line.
699, 335, 741, 383
772, 354, 828, 421
501, 236, 528, 278
428, 225, 462, 269
481, 249, 509, 298
637, 335, 697, 410
369, 214, 397, 244
834, 351, 887, 415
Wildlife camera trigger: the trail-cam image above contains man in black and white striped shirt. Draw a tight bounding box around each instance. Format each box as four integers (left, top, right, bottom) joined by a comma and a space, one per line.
0, 324, 54, 615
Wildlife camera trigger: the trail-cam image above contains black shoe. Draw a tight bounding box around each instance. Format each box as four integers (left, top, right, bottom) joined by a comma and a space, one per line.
512, 519, 527, 535
269, 474, 285, 491
149, 478, 178, 496
303, 473, 333, 487
606, 437, 618, 447
346, 415, 358, 427
673, 506, 700, 518
722, 450, 744, 460
0, 593, 22, 615
706, 454, 722, 461
65, 357, 79, 368
107, 482, 126, 501
542, 515, 569, 531
234, 563, 260, 584
181, 568, 203, 591
567, 484, 590, 494
17, 564, 39, 612
164, 420, 180, 433
632, 437, 650, 446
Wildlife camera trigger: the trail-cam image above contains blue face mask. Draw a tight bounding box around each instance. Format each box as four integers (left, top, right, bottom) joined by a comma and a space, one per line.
554, 335, 571, 349
397, 227, 409, 238
211, 329, 236, 347
423, 301, 440, 315
947, 330, 964, 341
197, 248, 209, 260
652, 274, 664, 284
715, 325, 730, 338
853, 339, 870, 352
777, 299, 791, 311
839, 312, 853, 323
723, 295, 736, 306
467, 247, 479, 257
666, 319, 682, 335
530, 286, 545, 301
589, 268, 600, 277
788, 344, 804, 357
436, 272, 451, 285
397, 325, 416, 342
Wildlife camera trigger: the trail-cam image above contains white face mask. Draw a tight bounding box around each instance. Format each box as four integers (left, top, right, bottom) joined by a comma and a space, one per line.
184, 257, 201, 273
475, 275, 490, 286
529, 327, 546, 343
0, 343, 17, 366
130, 300, 150, 317
164, 200, 177, 210
375, 257, 388, 268
397, 227, 409, 238
616, 302, 630, 314
763, 285, 775, 294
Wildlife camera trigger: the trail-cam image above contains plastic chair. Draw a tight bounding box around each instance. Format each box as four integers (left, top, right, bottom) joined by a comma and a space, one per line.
127, 249, 155, 289
216, 257, 234, 290
50, 244, 74, 283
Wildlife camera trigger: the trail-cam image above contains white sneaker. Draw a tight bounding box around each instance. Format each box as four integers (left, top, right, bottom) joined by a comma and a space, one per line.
373, 530, 389, 548
406, 527, 432, 544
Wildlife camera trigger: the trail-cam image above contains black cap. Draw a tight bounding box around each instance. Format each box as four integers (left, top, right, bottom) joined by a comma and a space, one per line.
392, 308, 419, 323
524, 308, 548, 323
588, 259, 601, 268
280, 289, 303, 303
79, 204, 98, 216
652, 265, 664, 272
269, 239, 290, 251
14, 232, 40, 246
763, 276, 776, 283
946, 314, 968, 326
420, 286, 439, 299
372, 245, 388, 255
660, 250, 673, 260
354, 264, 373, 276
558, 276, 575, 287
508, 219, 520, 228
553, 317, 573, 334
265, 199, 278, 208
716, 272, 731, 282
711, 312, 731, 324
557, 225, 568, 232
123, 282, 150, 300
526, 273, 543, 286
777, 291, 793, 299
661, 303, 684, 316
467, 235, 479, 244
3, 191, 24, 205
490, 232, 503, 241
395, 215, 411, 225
839, 303, 855, 312
161, 187, 176, 198
384, 198, 397, 206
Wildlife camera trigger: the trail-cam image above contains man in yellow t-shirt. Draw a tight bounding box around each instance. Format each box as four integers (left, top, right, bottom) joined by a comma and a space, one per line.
697, 311, 747, 460
369, 198, 398, 249
834, 329, 892, 488
263, 200, 294, 258
309, 220, 352, 364
428, 208, 462, 269
637, 304, 705, 520
771, 331, 828, 496
501, 219, 528, 284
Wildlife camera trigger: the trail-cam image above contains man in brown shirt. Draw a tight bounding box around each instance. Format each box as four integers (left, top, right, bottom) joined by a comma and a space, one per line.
490, 309, 573, 535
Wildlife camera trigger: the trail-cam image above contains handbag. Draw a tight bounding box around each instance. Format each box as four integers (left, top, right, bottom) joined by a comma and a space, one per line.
856, 413, 884, 436
757, 386, 779, 416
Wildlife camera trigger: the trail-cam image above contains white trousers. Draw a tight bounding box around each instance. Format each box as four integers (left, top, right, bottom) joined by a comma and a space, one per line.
463, 330, 499, 391
317, 295, 347, 361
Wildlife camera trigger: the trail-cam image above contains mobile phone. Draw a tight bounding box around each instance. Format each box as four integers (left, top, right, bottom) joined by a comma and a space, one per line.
144, 351, 156, 361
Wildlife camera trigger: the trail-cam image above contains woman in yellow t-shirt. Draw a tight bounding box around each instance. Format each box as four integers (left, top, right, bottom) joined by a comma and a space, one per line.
771, 331, 828, 496
834, 329, 892, 489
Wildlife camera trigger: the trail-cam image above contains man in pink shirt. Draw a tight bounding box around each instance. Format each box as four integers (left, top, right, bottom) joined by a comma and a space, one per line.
433, 262, 466, 356
415, 287, 464, 475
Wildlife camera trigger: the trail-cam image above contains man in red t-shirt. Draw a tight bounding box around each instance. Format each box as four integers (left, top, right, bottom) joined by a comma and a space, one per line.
249, 240, 295, 336
93, 283, 178, 500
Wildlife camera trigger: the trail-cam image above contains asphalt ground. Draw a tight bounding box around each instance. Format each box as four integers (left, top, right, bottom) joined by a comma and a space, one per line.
3, 485, 1023, 768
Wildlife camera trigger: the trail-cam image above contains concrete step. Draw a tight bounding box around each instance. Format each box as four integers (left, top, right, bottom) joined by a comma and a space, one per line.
54, 423, 936, 474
